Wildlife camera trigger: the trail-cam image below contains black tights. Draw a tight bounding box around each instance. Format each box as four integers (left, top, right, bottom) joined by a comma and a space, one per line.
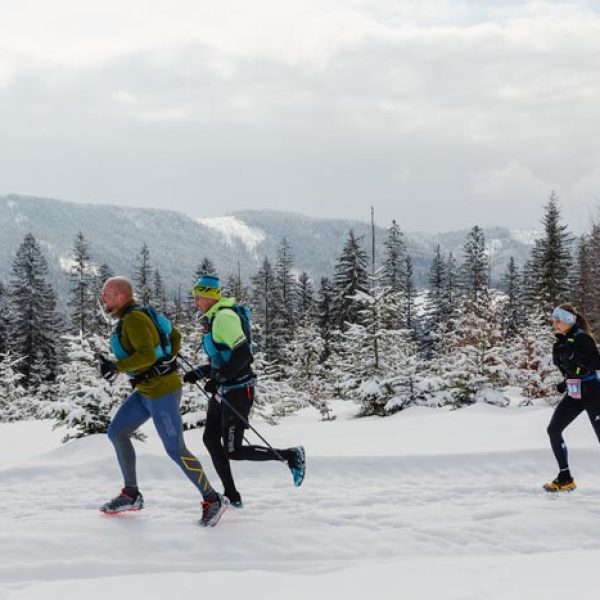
547, 386, 600, 470
203, 387, 292, 499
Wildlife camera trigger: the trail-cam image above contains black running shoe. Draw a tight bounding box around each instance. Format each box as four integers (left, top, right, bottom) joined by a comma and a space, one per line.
100, 489, 144, 514
200, 493, 230, 527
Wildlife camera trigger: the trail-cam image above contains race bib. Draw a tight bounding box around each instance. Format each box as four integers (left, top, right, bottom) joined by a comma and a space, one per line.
566, 379, 582, 399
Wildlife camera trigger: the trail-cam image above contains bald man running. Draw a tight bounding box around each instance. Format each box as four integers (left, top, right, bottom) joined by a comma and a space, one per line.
98, 276, 228, 527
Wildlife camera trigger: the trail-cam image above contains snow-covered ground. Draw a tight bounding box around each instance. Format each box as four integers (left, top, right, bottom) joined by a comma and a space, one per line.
3, 401, 600, 600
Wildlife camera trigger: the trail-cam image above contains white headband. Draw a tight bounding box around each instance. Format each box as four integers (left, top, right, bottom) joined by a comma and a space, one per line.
552, 307, 577, 327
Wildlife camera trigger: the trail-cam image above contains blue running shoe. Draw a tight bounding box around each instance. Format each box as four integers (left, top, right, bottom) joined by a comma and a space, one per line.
288, 446, 306, 487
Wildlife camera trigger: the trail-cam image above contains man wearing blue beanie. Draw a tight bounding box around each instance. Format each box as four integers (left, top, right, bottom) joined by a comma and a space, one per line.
183, 274, 306, 508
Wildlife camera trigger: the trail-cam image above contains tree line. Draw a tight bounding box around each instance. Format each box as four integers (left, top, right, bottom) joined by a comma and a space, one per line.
0, 191, 583, 433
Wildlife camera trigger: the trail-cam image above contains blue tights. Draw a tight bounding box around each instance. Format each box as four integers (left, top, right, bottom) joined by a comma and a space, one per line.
107, 389, 216, 500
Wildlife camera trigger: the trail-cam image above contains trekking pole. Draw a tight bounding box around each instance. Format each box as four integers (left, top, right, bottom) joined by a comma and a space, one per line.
178, 353, 287, 463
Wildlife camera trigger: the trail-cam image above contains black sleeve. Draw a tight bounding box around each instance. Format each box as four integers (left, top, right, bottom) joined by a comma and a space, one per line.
572, 334, 600, 372
552, 341, 561, 369
217, 341, 253, 382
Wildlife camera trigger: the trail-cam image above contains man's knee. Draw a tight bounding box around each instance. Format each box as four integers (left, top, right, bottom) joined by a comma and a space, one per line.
108, 421, 125, 443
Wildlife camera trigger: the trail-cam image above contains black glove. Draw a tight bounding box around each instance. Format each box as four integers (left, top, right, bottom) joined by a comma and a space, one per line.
557, 381, 567, 394
99, 355, 118, 382
204, 378, 218, 395
183, 364, 211, 384
183, 370, 201, 384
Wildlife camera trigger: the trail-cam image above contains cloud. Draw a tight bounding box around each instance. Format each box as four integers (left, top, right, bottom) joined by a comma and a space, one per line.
469, 162, 554, 225
0, 1, 600, 231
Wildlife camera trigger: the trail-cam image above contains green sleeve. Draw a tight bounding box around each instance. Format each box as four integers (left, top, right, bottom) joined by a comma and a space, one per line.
115, 312, 159, 373
170, 325, 181, 356
212, 309, 246, 349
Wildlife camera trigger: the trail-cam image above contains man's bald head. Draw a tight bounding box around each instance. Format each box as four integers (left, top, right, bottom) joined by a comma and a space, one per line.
101, 276, 134, 315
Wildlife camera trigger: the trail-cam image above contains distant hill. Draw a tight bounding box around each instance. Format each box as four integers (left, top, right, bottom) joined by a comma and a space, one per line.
0, 194, 538, 305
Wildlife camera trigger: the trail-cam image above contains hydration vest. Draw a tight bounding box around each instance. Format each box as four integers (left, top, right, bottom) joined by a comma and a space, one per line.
110, 304, 174, 380
202, 304, 253, 371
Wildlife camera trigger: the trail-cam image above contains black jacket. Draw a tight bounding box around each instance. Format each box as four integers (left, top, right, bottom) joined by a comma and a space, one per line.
553, 327, 600, 379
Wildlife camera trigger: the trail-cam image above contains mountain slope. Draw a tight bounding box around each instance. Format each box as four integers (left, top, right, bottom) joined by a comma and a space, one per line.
0, 194, 536, 303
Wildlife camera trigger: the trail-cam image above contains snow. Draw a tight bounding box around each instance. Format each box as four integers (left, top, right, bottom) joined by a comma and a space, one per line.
3, 401, 600, 599
58, 256, 100, 274
196, 216, 266, 252
510, 229, 543, 246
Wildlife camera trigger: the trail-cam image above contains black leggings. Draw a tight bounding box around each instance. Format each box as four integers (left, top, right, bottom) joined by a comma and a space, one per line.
203, 386, 292, 499
547, 384, 600, 470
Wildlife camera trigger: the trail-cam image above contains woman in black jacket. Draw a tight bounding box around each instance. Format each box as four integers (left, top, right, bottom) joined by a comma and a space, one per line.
545, 304, 600, 492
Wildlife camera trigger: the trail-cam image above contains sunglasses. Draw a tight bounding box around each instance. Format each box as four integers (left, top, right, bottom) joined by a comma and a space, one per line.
193, 285, 217, 296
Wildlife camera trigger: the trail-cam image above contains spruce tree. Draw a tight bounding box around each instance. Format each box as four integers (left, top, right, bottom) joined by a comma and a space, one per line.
223, 266, 250, 304
67, 231, 95, 336
333, 230, 369, 329
420, 229, 507, 407
461, 225, 489, 299
10, 233, 60, 387
525, 192, 572, 313
152, 268, 167, 313
251, 258, 276, 357
90, 263, 115, 335
135, 243, 153, 305
571, 236, 592, 317
252, 353, 302, 421
402, 254, 415, 328
98, 263, 114, 284
0, 352, 28, 422
341, 287, 416, 416
503, 307, 559, 402
296, 272, 315, 321
423, 246, 448, 334
194, 257, 216, 279
287, 315, 335, 420
274, 237, 297, 334
444, 252, 458, 312
0, 281, 11, 356
575, 227, 600, 333
382, 220, 408, 292
316, 276, 335, 359
501, 257, 525, 337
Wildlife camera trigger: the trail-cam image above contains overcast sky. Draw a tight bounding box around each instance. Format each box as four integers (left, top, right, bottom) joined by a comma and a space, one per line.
1, 1, 600, 232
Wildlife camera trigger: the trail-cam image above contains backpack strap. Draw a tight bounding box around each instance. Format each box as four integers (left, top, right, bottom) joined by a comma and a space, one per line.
116, 304, 177, 385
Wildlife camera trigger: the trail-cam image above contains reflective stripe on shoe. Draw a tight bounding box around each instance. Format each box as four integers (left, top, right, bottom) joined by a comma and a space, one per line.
288, 446, 306, 487
100, 489, 144, 514
199, 494, 230, 527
